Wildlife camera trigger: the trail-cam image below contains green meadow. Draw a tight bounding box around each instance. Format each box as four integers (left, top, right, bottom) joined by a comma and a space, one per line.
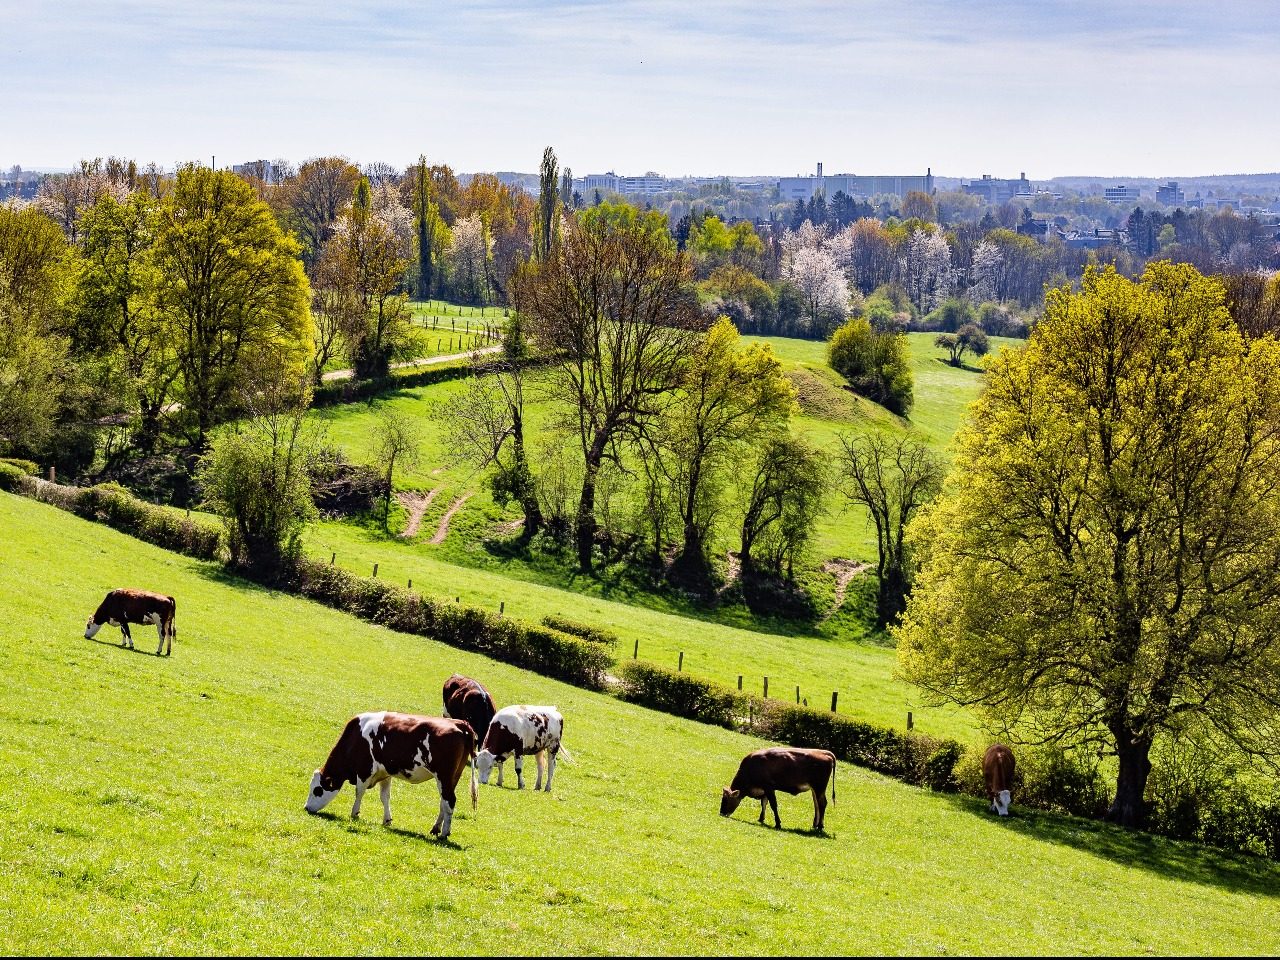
2, 491, 1278, 954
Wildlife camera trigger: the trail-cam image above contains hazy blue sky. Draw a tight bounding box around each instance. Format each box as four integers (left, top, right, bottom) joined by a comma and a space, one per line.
4, 0, 1277, 178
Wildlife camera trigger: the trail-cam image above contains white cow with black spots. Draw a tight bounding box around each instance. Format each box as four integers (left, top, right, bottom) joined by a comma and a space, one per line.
474, 705, 571, 792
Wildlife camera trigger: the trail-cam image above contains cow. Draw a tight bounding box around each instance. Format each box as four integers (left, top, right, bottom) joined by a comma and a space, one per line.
84, 588, 176, 656
442, 673, 498, 778
305, 712, 477, 839
983, 743, 1016, 816
720, 747, 837, 831
474, 705, 571, 792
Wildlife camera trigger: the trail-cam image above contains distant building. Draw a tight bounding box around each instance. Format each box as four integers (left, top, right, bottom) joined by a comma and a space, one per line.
1104, 185, 1142, 203
962, 173, 1032, 205
778, 162, 934, 202
232, 160, 274, 181
1064, 227, 1129, 250
1155, 181, 1184, 206
575, 171, 667, 196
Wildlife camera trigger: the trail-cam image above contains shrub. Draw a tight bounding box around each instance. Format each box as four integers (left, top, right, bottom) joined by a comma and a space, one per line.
616, 661, 745, 729
289, 558, 613, 689
828, 317, 914, 415
922, 741, 966, 792
0, 458, 39, 476
541, 615, 618, 647
0, 462, 27, 492
1013, 746, 1110, 819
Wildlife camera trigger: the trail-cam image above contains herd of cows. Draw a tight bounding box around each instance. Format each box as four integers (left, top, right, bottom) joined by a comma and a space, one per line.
83, 588, 1021, 840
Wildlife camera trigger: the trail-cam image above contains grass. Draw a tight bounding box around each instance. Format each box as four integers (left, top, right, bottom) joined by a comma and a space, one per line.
2, 490, 1279, 954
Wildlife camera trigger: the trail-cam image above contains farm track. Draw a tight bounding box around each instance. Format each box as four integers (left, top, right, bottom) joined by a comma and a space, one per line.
396, 488, 441, 538
430, 492, 474, 544
820, 558, 871, 624
321, 345, 502, 382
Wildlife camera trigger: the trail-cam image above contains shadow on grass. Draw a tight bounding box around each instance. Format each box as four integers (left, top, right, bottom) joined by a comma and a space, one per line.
84, 635, 165, 657
726, 815, 837, 840
937, 793, 1280, 898
308, 810, 464, 848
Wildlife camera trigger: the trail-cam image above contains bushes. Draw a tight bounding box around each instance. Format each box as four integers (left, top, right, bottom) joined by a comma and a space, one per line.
290, 558, 613, 690
0, 462, 27, 492
0, 457, 39, 476
616, 661, 745, 729
827, 317, 914, 415
541, 615, 618, 647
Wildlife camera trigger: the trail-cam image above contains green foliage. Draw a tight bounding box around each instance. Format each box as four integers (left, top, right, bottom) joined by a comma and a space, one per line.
540, 615, 618, 647
0, 462, 28, 491
828, 317, 914, 415
0, 457, 39, 476
616, 660, 745, 728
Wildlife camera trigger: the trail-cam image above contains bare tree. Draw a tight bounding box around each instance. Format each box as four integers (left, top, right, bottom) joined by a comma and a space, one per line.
840, 434, 942, 627
373, 410, 421, 529
516, 211, 705, 572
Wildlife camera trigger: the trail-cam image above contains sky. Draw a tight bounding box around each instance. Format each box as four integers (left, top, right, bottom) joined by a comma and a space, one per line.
4, 0, 1278, 179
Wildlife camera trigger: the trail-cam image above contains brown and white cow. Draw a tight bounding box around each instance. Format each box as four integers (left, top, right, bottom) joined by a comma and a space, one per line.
443, 673, 497, 747
84, 588, 176, 656
720, 747, 837, 831
474, 705, 570, 792
983, 743, 1016, 816
305, 712, 477, 838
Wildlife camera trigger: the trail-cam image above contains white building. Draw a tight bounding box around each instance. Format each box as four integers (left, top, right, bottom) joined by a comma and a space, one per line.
576, 171, 668, 196
778, 162, 935, 201
1104, 185, 1142, 203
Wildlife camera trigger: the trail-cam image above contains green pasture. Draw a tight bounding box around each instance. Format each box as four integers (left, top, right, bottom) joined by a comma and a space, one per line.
1, 492, 1277, 955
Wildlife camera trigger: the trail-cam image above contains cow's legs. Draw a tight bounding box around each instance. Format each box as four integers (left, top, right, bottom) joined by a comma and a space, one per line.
351, 781, 367, 819
496, 758, 504, 787
534, 750, 545, 791
758, 798, 767, 823
154, 617, 166, 656
165, 617, 174, 657
812, 787, 827, 831
431, 775, 456, 838
544, 749, 557, 793
514, 750, 525, 790
121, 622, 132, 649
767, 791, 781, 829
380, 779, 393, 825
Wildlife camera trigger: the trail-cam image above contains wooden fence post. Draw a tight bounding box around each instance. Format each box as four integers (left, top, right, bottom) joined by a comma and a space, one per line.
408, 579, 412, 589
500, 601, 505, 615
796, 685, 800, 704
633, 639, 638, 659
831, 691, 838, 713
763, 676, 769, 699
330, 552, 335, 565
678, 651, 684, 671
737, 675, 743, 691
907, 711, 913, 730
372, 563, 378, 578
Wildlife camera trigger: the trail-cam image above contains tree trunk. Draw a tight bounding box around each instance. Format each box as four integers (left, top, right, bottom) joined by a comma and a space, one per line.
576, 457, 601, 574
876, 563, 909, 628
511, 425, 541, 541
1107, 736, 1152, 828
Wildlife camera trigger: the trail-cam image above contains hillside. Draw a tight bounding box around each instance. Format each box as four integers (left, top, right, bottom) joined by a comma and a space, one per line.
2, 491, 1278, 954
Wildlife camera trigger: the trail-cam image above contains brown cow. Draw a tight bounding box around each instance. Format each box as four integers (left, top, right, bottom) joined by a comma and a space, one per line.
443, 673, 497, 749
84, 588, 176, 656
305, 712, 477, 838
720, 747, 836, 831
983, 744, 1016, 816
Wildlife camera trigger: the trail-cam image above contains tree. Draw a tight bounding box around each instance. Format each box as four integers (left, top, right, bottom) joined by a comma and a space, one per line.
373, 410, 421, 530
1222, 270, 1280, 338
902, 191, 936, 223
739, 435, 827, 579
783, 246, 850, 332
196, 379, 323, 580
412, 154, 434, 298
76, 192, 178, 450
515, 205, 705, 572
446, 214, 492, 305
437, 315, 542, 539
898, 228, 953, 312
0, 204, 75, 456
153, 165, 312, 445
828, 318, 914, 415
660, 318, 795, 589
934, 322, 989, 367
840, 434, 942, 627
897, 263, 1280, 828
284, 157, 361, 266
536, 146, 560, 261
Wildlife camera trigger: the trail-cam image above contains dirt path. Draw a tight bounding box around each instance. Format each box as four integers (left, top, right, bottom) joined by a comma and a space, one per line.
430, 492, 474, 545
819, 558, 871, 624
321, 345, 502, 383
396, 488, 441, 538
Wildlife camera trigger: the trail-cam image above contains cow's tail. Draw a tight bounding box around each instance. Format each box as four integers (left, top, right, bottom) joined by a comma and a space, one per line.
557, 743, 574, 764
830, 753, 837, 804
467, 724, 478, 812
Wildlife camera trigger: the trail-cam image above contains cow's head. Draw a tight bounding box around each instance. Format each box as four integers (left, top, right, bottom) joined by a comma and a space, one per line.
992, 789, 1012, 817
720, 787, 743, 817
84, 616, 104, 639
475, 749, 500, 785
305, 769, 341, 813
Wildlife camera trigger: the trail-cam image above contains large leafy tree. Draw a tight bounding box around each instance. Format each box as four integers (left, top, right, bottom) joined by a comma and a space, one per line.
153, 165, 312, 445
898, 263, 1280, 827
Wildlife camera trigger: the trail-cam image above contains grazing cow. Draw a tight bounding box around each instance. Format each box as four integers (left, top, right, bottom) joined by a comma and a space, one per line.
305, 712, 477, 838
983, 744, 1016, 816
84, 588, 176, 656
442, 673, 497, 767
474, 705, 571, 792
720, 747, 837, 831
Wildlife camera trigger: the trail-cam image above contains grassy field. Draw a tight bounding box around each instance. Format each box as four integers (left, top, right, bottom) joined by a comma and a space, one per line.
2, 491, 1278, 955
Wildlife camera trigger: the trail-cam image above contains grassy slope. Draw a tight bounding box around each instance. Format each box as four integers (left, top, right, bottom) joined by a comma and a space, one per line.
2, 491, 1278, 955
